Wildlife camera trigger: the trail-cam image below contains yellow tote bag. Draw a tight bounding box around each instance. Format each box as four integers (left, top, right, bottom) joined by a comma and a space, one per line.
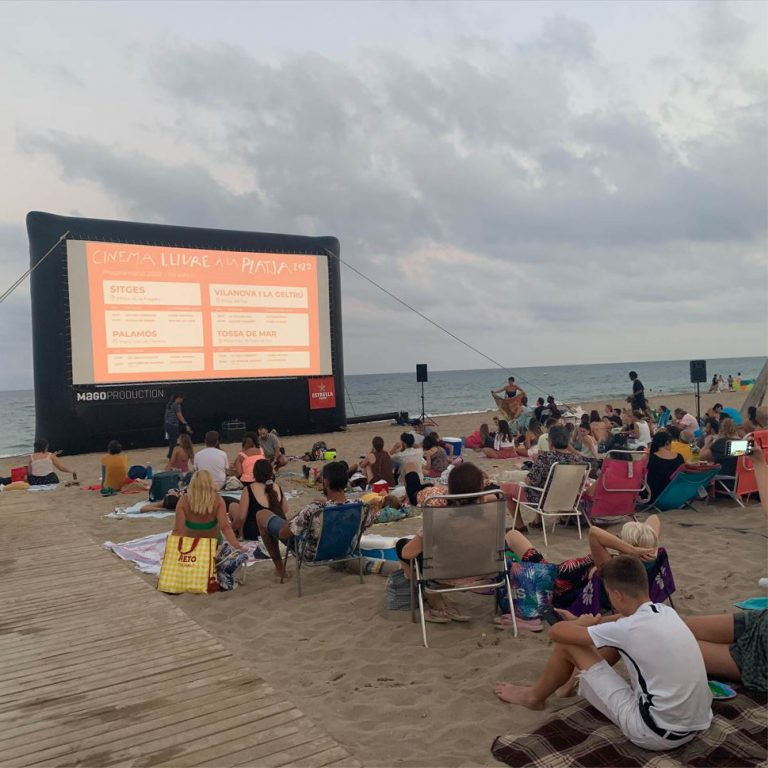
157, 535, 219, 594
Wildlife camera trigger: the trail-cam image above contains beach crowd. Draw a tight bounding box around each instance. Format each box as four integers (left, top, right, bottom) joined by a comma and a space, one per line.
2, 372, 767, 757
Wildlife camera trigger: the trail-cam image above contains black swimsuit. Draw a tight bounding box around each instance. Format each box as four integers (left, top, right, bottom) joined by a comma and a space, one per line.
243, 484, 282, 540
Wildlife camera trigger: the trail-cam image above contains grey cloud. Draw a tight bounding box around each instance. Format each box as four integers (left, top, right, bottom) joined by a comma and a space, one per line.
145, 41, 766, 255
530, 15, 597, 63
15, 18, 767, 376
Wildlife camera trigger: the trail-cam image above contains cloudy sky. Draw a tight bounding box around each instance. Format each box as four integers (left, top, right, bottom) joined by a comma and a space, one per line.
0, 0, 766, 389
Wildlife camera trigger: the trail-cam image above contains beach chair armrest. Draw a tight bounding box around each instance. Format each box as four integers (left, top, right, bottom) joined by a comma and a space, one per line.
516, 482, 542, 491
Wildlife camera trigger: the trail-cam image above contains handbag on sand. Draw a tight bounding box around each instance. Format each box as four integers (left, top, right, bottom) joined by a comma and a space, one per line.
149, 471, 180, 501
158, 535, 218, 594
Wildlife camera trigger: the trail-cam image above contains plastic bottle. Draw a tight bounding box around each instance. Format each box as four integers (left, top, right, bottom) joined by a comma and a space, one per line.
145, 463, 153, 480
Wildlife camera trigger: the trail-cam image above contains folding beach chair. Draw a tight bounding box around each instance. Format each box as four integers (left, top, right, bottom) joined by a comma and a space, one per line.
562, 547, 676, 616
281, 501, 366, 597
584, 451, 647, 525
713, 456, 758, 508
647, 465, 721, 513
412, 491, 515, 647
511, 463, 590, 547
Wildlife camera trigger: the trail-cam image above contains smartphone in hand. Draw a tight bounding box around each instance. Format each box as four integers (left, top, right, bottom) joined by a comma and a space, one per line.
540, 605, 564, 626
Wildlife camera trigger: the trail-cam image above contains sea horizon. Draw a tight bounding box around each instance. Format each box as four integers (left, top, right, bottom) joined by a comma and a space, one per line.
0, 355, 763, 458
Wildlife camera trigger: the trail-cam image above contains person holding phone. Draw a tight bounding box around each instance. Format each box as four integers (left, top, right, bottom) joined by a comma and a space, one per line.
700, 417, 739, 473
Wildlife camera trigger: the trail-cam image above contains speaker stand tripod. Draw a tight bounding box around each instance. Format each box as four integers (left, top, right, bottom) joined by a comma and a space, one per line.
695, 382, 701, 424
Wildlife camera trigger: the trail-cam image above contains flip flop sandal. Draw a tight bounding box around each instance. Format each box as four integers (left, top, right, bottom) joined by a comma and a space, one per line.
424, 609, 450, 624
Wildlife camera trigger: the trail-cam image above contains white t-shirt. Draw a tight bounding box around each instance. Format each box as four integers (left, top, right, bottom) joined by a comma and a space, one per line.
678, 413, 698, 431
391, 447, 425, 480
588, 603, 712, 733
537, 432, 550, 452
493, 434, 516, 451
409, 431, 425, 447
193, 447, 229, 489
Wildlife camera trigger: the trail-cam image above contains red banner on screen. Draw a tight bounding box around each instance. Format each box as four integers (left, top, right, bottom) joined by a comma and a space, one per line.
309, 376, 336, 410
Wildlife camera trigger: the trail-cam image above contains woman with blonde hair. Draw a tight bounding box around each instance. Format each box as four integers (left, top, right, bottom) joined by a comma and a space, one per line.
166, 433, 195, 473
504, 515, 661, 608
172, 470, 243, 551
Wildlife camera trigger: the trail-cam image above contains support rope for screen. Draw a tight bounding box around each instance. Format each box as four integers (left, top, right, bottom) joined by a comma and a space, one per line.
324, 248, 572, 407
0, 231, 70, 304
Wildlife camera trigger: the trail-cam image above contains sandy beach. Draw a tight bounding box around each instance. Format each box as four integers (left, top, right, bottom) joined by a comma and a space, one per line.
1, 388, 765, 767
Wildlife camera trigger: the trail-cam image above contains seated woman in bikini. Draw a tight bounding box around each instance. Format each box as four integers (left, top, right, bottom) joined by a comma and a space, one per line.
171, 469, 245, 552
166, 433, 195, 474
423, 433, 451, 478
396, 462, 500, 624
27, 438, 77, 485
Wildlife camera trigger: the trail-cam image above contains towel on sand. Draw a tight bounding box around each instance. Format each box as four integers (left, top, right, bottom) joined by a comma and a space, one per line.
103, 532, 272, 575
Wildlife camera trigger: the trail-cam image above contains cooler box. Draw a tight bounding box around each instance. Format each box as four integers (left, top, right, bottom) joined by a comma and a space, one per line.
221, 420, 246, 444
360, 534, 402, 561
372, 480, 389, 494
443, 437, 462, 457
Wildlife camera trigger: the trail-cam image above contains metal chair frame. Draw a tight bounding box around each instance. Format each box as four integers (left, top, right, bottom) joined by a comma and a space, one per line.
410, 490, 516, 647
281, 501, 366, 597
511, 462, 590, 547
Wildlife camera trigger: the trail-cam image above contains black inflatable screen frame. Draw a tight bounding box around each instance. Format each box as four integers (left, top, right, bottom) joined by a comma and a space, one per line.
26, 211, 345, 454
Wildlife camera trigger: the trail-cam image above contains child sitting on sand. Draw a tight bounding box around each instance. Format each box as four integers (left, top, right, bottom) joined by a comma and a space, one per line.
495, 556, 712, 751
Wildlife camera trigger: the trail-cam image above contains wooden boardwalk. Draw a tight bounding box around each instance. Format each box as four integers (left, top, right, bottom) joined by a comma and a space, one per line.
0, 496, 360, 767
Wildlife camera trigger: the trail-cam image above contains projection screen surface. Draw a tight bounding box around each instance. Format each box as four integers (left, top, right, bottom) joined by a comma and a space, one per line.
67, 240, 332, 385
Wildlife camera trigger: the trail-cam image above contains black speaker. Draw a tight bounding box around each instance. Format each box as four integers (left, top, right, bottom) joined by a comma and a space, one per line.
689, 360, 707, 384
416, 364, 428, 383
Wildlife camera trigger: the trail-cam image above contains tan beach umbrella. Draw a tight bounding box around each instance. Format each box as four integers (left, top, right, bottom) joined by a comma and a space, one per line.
740, 360, 768, 417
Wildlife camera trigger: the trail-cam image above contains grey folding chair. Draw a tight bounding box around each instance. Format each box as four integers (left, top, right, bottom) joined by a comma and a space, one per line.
411, 490, 516, 647
512, 462, 590, 548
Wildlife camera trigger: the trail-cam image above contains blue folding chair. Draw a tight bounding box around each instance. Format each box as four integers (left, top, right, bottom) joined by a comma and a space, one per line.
648, 465, 721, 512
281, 501, 366, 597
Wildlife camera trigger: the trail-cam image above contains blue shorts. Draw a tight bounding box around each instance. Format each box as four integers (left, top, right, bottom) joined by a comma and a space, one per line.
266, 514, 286, 539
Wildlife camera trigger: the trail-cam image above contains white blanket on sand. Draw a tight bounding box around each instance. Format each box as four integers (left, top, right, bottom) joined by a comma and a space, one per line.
103, 532, 273, 575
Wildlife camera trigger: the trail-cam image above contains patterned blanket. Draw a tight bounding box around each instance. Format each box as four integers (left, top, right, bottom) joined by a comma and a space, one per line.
491, 689, 767, 767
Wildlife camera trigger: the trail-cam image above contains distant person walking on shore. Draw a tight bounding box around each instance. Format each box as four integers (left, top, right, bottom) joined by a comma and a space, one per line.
627, 371, 648, 416
164, 394, 190, 458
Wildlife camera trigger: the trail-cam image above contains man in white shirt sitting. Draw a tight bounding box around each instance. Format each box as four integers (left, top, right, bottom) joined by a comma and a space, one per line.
390, 421, 424, 453
494, 555, 712, 750
673, 408, 699, 434
193, 431, 229, 490
389, 433, 425, 483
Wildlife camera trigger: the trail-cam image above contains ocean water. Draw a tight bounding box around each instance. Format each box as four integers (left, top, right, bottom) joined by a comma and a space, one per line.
0, 356, 763, 457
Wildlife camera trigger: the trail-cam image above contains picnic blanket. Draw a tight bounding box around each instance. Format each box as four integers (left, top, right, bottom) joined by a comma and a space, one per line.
27, 484, 59, 492
491, 688, 767, 767
103, 532, 272, 575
